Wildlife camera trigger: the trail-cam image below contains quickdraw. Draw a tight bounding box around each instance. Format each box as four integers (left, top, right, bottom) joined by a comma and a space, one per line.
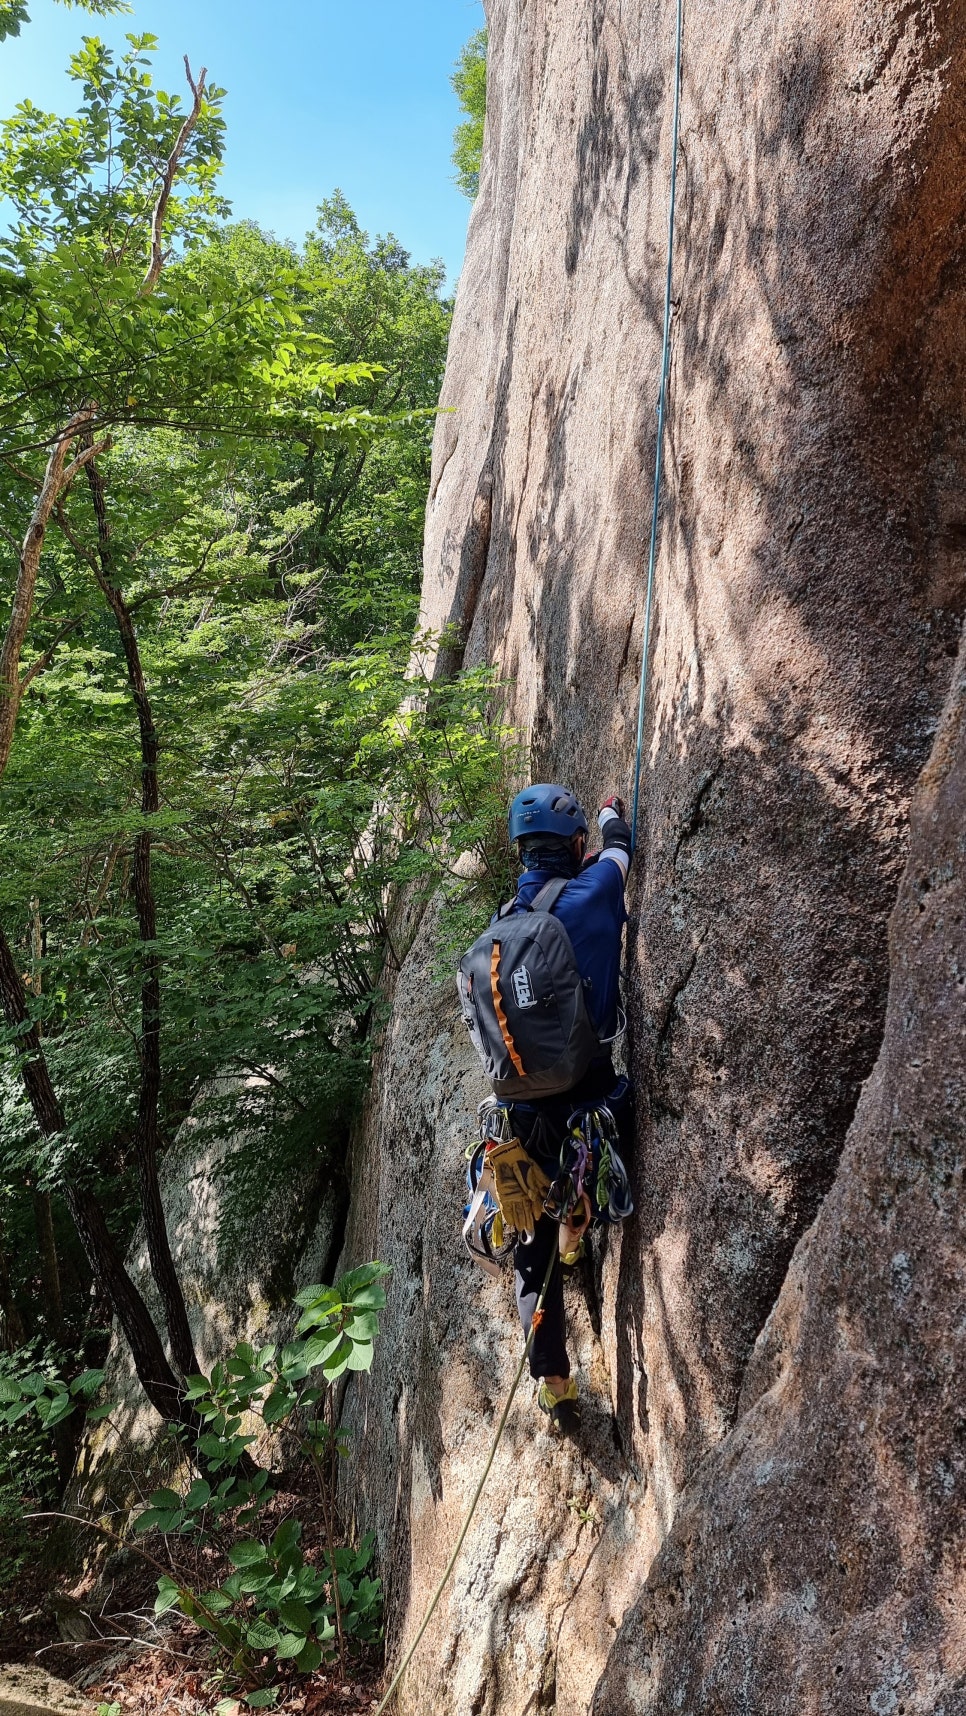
544, 1101, 633, 1227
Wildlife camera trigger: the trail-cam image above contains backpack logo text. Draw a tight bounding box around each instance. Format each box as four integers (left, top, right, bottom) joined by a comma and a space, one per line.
511, 964, 536, 1009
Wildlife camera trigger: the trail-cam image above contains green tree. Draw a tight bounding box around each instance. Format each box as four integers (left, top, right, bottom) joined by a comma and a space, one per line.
0, 33, 376, 1435
0, 21, 512, 1578
451, 28, 487, 201
0, 0, 130, 45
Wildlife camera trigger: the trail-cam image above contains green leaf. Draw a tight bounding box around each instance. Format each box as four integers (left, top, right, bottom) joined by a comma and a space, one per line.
147, 1487, 182, 1508
276, 1597, 312, 1634
198, 1589, 233, 1613
261, 1384, 294, 1426
344, 1339, 375, 1373
244, 1691, 279, 1710
294, 1638, 323, 1674
184, 1478, 212, 1510
273, 1630, 307, 1659
228, 1539, 269, 1567
245, 1618, 280, 1651
70, 1368, 107, 1397
154, 1577, 181, 1615
336, 1262, 390, 1298
271, 1517, 301, 1559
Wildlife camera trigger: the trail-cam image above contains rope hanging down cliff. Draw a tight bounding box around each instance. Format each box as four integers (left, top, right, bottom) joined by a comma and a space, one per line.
375, 8, 687, 1706
630, 0, 685, 852
372, 1246, 558, 1716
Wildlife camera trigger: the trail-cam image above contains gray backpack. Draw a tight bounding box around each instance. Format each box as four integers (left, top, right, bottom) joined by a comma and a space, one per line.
456, 878, 602, 1100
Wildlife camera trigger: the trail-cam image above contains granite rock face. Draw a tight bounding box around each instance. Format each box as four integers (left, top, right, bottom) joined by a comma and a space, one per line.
592, 635, 966, 1712
343, 0, 966, 1709
76, 1096, 344, 1510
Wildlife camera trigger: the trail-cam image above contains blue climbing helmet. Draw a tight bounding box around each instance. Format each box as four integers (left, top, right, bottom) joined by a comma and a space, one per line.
508, 783, 589, 845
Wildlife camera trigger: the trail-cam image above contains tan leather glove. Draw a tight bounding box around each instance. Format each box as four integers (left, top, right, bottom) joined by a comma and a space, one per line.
486, 1137, 551, 1238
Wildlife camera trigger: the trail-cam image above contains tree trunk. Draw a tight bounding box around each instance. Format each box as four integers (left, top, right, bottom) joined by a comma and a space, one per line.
28, 897, 65, 1344
0, 407, 106, 780
0, 920, 189, 1426
85, 454, 201, 1383
31, 1192, 64, 1344
0, 1219, 26, 1353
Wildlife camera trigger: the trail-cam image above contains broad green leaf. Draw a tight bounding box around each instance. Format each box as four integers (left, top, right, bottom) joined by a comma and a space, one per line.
294, 1638, 323, 1674
276, 1597, 312, 1634
154, 1577, 181, 1615
228, 1539, 269, 1568
245, 1618, 280, 1650
272, 1630, 307, 1659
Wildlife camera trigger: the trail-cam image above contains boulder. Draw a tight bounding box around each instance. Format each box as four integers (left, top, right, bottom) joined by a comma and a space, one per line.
0, 1667, 93, 1716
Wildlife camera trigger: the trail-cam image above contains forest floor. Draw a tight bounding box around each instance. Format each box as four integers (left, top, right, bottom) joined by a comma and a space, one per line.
0, 1518, 382, 1714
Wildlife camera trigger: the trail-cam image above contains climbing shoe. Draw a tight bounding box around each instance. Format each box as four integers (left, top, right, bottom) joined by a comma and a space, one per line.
560, 1235, 585, 1268
558, 1192, 592, 1267
537, 1377, 580, 1433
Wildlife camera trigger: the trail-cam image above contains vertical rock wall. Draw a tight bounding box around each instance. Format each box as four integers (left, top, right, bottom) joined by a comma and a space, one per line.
341, 0, 966, 1710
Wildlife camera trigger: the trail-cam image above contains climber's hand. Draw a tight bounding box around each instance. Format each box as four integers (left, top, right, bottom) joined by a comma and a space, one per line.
599, 794, 626, 821
598, 796, 633, 865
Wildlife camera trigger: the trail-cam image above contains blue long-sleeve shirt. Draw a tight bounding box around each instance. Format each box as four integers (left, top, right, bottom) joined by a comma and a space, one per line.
506, 855, 627, 1040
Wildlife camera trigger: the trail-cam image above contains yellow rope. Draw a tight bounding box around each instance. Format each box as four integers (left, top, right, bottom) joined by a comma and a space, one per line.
373, 1244, 559, 1716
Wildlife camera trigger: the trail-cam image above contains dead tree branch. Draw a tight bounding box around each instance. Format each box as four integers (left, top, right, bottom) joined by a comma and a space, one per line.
141, 58, 207, 296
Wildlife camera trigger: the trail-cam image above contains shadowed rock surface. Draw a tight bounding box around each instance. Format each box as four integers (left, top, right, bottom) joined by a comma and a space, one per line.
340, 0, 966, 1711
593, 631, 966, 1712
0, 1667, 93, 1716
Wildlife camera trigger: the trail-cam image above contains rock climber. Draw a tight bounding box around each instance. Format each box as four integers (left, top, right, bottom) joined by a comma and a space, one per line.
458, 784, 633, 1432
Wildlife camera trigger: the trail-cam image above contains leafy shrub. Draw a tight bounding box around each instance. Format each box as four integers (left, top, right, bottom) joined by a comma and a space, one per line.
0, 1344, 106, 1604
132, 1263, 389, 1698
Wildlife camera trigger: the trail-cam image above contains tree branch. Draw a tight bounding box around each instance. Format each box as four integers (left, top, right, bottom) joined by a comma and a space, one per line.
141, 58, 207, 296
19, 613, 89, 691
0, 406, 108, 784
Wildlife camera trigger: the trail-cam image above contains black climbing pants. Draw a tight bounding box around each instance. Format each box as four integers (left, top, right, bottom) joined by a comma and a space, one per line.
507, 1059, 623, 1381
515, 1215, 567, 1380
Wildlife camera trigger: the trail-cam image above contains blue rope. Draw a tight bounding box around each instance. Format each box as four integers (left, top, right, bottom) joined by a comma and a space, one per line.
630, 0, 685, 853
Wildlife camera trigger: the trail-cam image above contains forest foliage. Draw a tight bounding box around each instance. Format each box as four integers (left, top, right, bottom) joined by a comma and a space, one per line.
0, 3, 513, 1606
451, 28, 487, 200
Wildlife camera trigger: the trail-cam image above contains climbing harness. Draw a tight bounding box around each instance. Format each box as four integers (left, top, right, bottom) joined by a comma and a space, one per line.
630, 0, 685, 854
464, 1087, 634, 1274
372, 1242, 559, 1716
462, 1100, 526, 1274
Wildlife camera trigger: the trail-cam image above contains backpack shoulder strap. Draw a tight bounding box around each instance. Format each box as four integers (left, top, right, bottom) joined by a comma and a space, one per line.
530, 876, 569, 915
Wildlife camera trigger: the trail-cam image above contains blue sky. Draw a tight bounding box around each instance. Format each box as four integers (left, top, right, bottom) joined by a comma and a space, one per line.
0, 0, 484, 284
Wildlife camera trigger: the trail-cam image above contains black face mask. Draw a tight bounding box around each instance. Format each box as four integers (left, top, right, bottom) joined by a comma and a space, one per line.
518, 844, 579, 878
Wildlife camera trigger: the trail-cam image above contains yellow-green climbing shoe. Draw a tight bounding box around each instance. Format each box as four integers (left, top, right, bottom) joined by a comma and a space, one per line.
537, 1377, 580, 1432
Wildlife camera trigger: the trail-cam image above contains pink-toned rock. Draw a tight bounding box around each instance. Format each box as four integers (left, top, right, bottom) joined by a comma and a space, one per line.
341, 0, 966, 1710
593, 632, 966, 1714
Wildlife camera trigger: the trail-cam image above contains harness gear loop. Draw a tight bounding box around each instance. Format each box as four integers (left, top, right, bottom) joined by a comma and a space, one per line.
630, 0, 685, 854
